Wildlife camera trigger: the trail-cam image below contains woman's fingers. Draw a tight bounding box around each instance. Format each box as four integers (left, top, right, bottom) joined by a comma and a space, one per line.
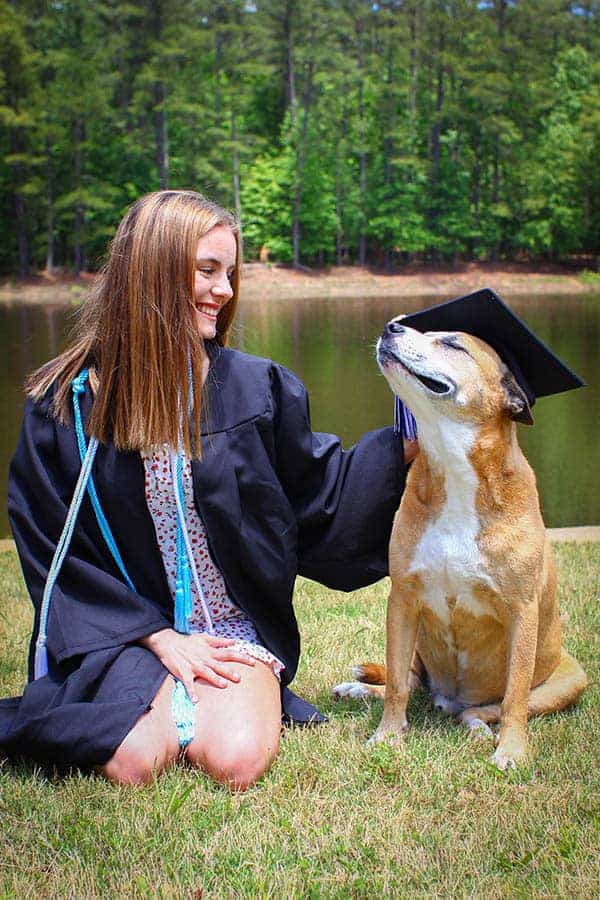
179, 664, 200, 703
212, 647, 256, 666
193, 662, 234, 689
194, 659, 242, 683
203, 634, 237, 648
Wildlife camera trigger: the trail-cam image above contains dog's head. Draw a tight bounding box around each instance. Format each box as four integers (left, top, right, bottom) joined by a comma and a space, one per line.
377, 318, 533, 427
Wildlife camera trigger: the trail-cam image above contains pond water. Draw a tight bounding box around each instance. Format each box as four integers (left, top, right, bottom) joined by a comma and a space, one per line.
1, 292, 598, 536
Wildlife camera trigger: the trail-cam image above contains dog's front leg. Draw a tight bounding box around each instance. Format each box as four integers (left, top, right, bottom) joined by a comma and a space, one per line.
492, 598, 539, 770
369, 579, 420, 747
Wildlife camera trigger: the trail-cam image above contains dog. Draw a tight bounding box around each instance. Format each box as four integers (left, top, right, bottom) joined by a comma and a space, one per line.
333, 317, 587, 769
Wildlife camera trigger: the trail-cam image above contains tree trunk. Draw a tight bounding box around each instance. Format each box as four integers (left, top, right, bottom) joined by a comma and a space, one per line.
492, 0, 507, 260
45, 136, 54, 273
336, 140, 343, 266
430, 61, 444, 181
427, 19, 445, 255
155, 81, 169, 189
152, 3, 169, 189
383, 36, 394, 267
74, 117, 85, 276
357, 22, 367, 267
11, 125, 28, 277
408, 2, 419, 141
284, 0, 297, 127
292, 62, 313, 268
231, 110, 241, 222
215, 4, 224, 116
14, 184, 27, 279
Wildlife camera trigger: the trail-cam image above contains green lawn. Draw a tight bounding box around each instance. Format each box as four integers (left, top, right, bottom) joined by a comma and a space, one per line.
1, 543, 598, 898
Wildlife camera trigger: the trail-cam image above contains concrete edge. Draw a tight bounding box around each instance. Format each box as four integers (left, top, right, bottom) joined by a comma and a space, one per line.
1, 526, 599, 555
546, 526, 600, 544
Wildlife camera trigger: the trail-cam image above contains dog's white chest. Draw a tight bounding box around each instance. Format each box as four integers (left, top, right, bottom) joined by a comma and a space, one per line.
408, 422, 497, 624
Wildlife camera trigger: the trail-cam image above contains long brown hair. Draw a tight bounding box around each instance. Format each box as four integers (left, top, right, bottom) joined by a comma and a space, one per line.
26, 190, 241, 457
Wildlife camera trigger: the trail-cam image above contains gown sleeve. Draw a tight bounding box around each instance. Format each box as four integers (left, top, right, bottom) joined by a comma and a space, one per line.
269, 364, 406, 591
8, 395, 172, 677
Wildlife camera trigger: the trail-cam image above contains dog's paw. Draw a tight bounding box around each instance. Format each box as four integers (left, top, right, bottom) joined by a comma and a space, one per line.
491, 740, 527, 771
367, 722, 408, 748
465, 718, 494, 740
491, 747, 518, 770
332, 681, 371, 701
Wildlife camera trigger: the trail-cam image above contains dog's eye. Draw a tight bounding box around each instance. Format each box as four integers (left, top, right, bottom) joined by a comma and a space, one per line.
439, 335, 470, 355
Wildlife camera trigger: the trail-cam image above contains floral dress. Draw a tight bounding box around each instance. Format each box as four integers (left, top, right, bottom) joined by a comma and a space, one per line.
142, 446, 284, 679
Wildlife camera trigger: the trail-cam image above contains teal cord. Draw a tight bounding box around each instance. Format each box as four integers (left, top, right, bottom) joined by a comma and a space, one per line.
35, 368, 197, 749
71, 370, 135, 592
33, 431, 99, 679
173, 452, 192, 634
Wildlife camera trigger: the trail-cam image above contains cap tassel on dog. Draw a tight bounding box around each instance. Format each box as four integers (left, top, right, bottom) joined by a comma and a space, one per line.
394, 396, 418, 440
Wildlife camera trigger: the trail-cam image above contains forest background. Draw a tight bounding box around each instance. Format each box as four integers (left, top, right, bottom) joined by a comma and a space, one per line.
1, 0, 599, 278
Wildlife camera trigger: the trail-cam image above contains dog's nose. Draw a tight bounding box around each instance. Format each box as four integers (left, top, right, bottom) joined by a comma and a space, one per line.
385, 321, 406, 335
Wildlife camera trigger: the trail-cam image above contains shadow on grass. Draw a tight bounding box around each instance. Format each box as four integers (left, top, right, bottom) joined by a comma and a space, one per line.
0, 754, 88, 783
316, 685, 466, 735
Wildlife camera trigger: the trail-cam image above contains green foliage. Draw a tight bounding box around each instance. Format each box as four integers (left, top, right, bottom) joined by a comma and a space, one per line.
1, 0, 599, 273
518, 47, 595, 256
241, 148, 294, 260
580, 269, 600, 285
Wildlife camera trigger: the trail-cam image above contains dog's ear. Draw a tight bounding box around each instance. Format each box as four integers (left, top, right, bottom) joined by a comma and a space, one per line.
501, 371, 534, 425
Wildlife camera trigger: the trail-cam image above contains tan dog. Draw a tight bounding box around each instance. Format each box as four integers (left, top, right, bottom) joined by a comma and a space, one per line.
333, 319, 587, 769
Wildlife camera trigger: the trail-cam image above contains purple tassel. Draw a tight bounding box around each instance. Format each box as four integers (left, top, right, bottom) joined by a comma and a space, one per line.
394, 396, 418, 440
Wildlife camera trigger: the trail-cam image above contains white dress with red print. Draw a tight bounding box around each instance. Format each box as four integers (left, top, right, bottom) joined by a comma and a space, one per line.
142, 446, 284, 679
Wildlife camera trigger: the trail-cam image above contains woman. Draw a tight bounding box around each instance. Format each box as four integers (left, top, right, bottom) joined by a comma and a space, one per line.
1, 190, 415, 790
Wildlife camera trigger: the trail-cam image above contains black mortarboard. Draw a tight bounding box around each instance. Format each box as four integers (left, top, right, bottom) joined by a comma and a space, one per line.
391, 288, 584, 439
398, 287, 584, 406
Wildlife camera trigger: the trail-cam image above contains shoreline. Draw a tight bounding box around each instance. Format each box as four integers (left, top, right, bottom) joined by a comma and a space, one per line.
1, 262, 599, 305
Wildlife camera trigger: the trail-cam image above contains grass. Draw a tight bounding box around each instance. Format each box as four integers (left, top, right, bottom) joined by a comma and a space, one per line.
0, 542, 598, 898
579, 269, 600, 286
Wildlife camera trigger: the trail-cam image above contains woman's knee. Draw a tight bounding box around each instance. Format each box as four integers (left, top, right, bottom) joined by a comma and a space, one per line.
99, 732, 177, 786
188, 730, 280, 791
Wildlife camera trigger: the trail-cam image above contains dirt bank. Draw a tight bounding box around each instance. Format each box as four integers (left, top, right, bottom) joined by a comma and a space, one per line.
1, 262, 599, 305
239, 262, 600, 301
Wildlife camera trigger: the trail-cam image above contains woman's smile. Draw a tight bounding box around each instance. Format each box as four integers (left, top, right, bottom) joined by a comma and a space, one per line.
195, 301, 220, 320
193, 225, 237, 339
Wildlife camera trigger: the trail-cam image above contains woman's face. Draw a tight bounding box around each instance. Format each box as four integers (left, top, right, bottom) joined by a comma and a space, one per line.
193, 225, 237, 339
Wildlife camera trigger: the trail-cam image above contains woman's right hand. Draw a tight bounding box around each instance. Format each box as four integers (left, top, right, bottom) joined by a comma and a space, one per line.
139, 628, 256, 702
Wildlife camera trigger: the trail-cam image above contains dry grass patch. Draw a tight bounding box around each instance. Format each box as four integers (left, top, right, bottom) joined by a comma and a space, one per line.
0, 543, 598, 897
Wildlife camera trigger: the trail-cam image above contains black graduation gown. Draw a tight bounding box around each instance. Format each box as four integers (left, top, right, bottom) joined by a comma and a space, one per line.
0, 346, 406, 769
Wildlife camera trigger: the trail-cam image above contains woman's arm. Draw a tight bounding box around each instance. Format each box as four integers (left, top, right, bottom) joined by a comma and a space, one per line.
269, 364, 411, 590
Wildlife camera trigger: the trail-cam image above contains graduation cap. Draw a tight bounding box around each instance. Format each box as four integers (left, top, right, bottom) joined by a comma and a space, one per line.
392, 287, 584, 439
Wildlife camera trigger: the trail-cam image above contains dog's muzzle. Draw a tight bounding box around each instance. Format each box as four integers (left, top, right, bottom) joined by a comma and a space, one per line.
378, 326, 455, 396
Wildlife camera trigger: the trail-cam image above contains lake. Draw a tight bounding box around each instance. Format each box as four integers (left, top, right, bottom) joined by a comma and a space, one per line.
1, 292, 598, 537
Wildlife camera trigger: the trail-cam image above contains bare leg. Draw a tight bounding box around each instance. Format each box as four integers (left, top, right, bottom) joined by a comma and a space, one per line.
99, 660, 282, 790
99, 675, 180, 786
185, 659, 281, 791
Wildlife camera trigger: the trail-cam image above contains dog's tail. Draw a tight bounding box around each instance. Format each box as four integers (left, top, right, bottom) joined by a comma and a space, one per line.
351, 663, 386, 684
351, 655, 427, 691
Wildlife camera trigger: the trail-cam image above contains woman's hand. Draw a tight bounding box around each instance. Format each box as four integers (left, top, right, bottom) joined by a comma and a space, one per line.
403, 438, 419, 465
139, 629, 256, 701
